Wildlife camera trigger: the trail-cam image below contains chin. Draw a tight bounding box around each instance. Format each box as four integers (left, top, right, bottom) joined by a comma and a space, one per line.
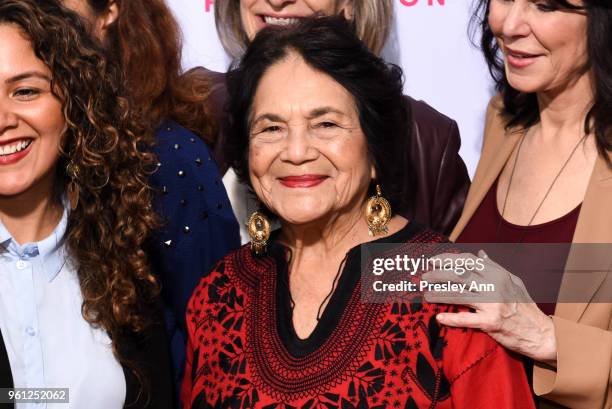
506, 75, 547, 94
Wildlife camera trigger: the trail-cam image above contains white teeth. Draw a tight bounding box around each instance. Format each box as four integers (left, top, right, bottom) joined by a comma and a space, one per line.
263, 16, 299, 26
0, 139, 31, 157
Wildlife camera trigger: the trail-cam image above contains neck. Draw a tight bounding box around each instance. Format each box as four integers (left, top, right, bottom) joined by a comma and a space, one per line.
0, 175, 63, 245
279, 205, 367, 259
536, 71, 594, 141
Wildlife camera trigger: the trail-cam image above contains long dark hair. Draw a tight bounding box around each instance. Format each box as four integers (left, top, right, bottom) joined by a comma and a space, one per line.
0, 0, 160, 402
471, 0, 612, 164
225, 16, 413, 211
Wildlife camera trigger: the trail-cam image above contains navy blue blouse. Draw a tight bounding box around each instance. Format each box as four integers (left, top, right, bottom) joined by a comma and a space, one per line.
148, 120, 240, 397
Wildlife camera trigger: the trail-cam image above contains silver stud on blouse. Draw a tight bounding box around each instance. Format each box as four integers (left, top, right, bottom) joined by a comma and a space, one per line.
178, 170, 185, 177
163, 239, 172, 247
183, 226, 190, 233
195, 158, 202, 166
174, 143, 180, 150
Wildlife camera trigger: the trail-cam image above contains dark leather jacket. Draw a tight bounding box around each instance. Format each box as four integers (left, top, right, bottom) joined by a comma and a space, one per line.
201, 69, 470, 236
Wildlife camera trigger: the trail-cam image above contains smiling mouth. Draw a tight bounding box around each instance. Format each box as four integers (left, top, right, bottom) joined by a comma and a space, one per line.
261, 15, 301, 26
0, 138, 33, 157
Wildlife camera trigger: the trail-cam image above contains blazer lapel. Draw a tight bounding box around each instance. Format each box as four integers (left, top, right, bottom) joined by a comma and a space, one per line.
451, 122, 523, 241
556, 155, 612, 321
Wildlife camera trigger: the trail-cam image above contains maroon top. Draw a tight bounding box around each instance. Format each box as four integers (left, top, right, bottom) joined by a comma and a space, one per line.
457, 178, 581, 315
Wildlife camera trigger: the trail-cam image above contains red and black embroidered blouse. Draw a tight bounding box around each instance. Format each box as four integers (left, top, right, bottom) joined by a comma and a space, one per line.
182, 222, 535, 409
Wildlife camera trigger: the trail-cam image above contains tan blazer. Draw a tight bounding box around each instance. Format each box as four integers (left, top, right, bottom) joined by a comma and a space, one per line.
450, 96, 612, 409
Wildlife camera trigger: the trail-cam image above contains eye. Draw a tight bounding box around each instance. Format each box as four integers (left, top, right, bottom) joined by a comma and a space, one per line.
315, 121, 338, 129
533, 0, 558, 12
261, 125, 283, 133
13, 88, 41, 100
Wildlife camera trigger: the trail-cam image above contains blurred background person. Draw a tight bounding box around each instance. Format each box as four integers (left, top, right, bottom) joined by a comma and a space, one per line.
181, 17, 535, 409
424, 1, 612, 408
0, 1, 173, 407
210, 0, 470, 239
60, 0, 241, 394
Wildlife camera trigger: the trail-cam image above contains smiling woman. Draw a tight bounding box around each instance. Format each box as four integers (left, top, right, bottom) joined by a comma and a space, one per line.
181, 17, 536, 409
210, 0, 470, 240
0, 1, 173, 408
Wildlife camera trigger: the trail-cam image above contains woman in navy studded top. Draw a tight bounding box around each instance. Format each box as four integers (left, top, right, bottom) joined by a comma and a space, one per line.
59, 0, 241, 396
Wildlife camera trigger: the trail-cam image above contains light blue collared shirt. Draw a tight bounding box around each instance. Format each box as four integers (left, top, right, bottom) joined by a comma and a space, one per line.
0, 205, 125, 409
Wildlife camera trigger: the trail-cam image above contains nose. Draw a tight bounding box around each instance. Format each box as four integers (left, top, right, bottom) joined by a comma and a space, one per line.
280, 126, 318, 165
266, 0, 297, 9
0, 99, 18, 136
501, 2, 531, 40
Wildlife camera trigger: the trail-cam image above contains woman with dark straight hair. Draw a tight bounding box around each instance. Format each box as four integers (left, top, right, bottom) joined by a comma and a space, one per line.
60, 0, 241, 393
182, 17, 536, 409
424, 1, 612, 408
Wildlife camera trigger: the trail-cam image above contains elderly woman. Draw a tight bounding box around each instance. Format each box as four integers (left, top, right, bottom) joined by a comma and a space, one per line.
0, 1, 172, 407
210, 0, 470, 238
181, 17, 535, 409
423, 1, 612, 408
58, 0, 241, 392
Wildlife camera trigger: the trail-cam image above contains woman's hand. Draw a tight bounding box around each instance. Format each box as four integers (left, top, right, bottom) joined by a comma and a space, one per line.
422, 250, 558, 366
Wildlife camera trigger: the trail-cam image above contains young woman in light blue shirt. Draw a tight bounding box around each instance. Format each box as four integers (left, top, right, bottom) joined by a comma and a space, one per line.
0, 1, 173, 408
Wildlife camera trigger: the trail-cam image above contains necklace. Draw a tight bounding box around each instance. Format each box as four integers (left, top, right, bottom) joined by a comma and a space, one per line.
496, 131, 588, 242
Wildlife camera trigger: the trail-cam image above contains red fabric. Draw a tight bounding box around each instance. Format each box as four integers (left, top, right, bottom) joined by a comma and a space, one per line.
182, 227, 535, 409
457, 178, 580, 316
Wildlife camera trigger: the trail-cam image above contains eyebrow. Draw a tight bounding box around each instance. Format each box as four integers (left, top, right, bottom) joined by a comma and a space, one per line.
251, 107, 345, 126
5, 71, 51, 84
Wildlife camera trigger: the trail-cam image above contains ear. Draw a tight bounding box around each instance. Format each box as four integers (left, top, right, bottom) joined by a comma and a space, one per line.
339, 0, 354, 21
370, 164, 376, 180
95, 0, 119, 37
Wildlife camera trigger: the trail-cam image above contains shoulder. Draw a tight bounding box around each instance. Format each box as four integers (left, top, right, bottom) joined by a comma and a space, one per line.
406, 96, 459, 139
152, 120, 219, 182
189, 244, 268, 304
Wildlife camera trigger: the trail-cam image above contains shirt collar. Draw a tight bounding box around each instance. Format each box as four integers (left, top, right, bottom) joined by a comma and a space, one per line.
0, 200, 69, 282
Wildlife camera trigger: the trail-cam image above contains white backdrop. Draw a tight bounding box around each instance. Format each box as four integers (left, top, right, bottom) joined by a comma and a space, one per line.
166, 0, 496, 239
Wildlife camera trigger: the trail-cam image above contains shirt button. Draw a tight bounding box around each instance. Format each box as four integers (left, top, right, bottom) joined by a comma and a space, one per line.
25, 326, 36, 336
16, 260, 28, 270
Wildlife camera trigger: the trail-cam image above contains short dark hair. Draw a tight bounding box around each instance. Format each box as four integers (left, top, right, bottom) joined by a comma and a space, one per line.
471, 0, 612, 164
224, 16, 413, 211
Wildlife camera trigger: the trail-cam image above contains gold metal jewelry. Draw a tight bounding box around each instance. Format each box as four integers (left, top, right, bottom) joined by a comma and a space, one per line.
247, 211, 271, 255
364, 184, 391, 237
66, 161, 80, 210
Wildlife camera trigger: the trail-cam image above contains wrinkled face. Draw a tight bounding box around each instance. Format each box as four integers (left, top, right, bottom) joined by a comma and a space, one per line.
0, 24, 65, 198
248, 53, 374, 226
489, 0, 589, 93
240, 0, 354, 40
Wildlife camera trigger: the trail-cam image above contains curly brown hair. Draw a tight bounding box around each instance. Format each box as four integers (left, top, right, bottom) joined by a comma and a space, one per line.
0, 0, 160, 395
88, 0, 216, 143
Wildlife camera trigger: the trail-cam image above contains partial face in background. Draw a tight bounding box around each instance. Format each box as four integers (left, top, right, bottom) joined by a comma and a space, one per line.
489, 0, 589, 93
240, 0, 354, 40
248, 53, 374, 226
62, 0, 118, 41
0, 24, 65, 198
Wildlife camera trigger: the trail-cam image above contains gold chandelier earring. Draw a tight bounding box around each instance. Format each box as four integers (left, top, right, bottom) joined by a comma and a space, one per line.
247, 211, 271, 255
364, 184, 391, 237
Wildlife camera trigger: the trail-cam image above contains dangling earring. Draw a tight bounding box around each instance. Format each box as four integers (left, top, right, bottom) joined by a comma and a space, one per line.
66, 161, 80, 211
247, 211, 271, 255
364, 184, 391, 237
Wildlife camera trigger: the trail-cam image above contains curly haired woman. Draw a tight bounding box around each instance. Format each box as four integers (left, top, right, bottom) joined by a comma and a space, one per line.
0, 1, 172, 407
58, 0, 241, 392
